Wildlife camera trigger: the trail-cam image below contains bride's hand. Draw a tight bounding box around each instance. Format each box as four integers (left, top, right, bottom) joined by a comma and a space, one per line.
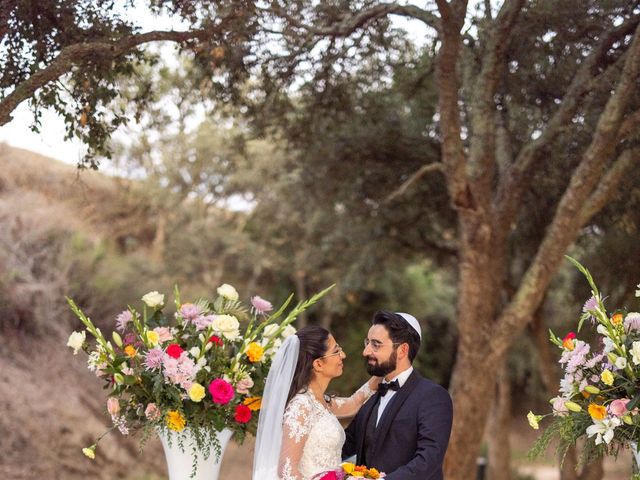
368, 376, 382, 391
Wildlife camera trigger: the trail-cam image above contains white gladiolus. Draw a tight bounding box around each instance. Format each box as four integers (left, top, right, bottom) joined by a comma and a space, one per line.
631, 342, 640, 365
67, 331, 86, 355
282, 325, 297, 338
615, 356, 628, 370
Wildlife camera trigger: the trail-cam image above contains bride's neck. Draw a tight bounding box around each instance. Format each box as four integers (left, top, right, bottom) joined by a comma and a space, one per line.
308, 376, 330, 402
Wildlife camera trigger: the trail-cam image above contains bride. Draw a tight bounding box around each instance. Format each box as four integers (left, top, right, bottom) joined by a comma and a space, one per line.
253, 325, 380, 479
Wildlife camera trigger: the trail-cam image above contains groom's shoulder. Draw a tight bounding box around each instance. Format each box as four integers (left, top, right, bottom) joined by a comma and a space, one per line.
413, 373, 452, 402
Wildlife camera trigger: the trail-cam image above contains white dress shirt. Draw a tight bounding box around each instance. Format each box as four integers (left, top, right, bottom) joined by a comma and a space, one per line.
376, 366, 413, 425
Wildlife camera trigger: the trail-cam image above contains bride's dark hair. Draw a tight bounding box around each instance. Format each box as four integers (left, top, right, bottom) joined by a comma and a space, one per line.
286, 325, 330, 405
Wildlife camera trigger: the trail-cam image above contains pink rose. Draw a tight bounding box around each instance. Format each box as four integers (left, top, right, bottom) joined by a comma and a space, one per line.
209, 379, 235, 405
153, 327, 173, 343
552, 397, 568, 417
107, 397, 120, 416
145, 403, 161, 421
236, 377, 254, 395
609, 398, 631, 417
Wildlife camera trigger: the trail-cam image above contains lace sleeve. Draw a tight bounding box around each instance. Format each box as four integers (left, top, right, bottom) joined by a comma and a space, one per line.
328, 377, 380, 419
279, 395, 313, 480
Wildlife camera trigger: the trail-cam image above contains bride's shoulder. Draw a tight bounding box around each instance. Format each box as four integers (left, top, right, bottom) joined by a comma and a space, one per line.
285, 390, 314, 412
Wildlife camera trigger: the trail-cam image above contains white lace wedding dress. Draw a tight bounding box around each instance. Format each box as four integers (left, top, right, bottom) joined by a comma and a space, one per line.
278, 383, 374, 480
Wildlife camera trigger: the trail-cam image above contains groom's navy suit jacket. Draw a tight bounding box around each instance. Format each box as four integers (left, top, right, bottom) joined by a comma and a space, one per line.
342, 370, 453, 480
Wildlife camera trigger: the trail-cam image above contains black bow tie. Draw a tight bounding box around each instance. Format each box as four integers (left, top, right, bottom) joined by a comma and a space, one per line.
378, 380, 400, 397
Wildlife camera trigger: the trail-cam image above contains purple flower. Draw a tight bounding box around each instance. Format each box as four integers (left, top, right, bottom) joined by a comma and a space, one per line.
144, 347, 165, 370
179, 303, 203, 322
251, 296, 273, 314
583, 296, 600, 323
624, 312, 640, 333
194, 314, 216, 331
115, 310, 133, 332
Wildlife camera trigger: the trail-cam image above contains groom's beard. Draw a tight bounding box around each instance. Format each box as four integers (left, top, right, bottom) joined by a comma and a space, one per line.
365, 349, 397, 377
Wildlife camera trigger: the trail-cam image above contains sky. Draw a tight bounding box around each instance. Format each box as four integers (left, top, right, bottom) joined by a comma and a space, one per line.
0, 4, 431, 166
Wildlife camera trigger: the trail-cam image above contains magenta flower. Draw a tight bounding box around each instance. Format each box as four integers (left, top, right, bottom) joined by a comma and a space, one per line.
251, 296, 273, 314
209, 378, 235, 404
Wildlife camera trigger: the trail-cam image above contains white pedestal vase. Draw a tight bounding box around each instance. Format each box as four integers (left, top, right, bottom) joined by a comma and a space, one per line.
158, 427, 233, 480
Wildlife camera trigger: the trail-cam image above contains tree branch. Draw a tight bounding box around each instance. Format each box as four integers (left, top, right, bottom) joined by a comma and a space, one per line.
578, 147, 639, 224
382, 162, 445, 204
467, 0, 524, 205
0, 29, 214, 126
268, 2, 440, 37
493, 15, 640, 235
491, 20, 640, 353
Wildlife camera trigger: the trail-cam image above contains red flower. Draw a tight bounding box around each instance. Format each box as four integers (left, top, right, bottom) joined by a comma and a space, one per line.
208, 335, 223, 346
234, 404, 252, 423
166, 343, 184, 359
562, 332, 577, 351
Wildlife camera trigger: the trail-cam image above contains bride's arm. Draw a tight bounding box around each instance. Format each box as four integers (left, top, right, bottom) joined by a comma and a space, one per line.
328, 377, 381, 419
279, 397, 312, 480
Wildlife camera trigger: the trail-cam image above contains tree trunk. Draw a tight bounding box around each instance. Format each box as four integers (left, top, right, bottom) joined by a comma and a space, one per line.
486, 362, 512, 480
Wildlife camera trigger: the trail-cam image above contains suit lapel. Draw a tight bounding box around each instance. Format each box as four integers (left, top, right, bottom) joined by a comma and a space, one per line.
372, 370, 421, 455
357, 392, 381, 461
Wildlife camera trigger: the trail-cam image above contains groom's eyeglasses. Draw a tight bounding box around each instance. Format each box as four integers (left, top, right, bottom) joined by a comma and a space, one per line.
363, 339, 402, 352
320, 344, 343, 358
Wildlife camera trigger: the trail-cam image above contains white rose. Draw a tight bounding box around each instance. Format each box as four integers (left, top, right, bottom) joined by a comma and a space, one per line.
263, 324, 279, 338
217, 284, 239, 301
212, 314, 240, 340
141, 291, 165, 308
282, 325, 297, 338
67, 331, 86, 355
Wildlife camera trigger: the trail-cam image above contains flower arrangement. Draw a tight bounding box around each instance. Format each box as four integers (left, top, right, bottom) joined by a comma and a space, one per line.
528, 256, 640, 477
314, 462, 384, 479
66, 282, 333, 469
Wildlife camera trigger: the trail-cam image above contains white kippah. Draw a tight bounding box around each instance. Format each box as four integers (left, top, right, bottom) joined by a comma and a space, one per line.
396, 312, 421, 340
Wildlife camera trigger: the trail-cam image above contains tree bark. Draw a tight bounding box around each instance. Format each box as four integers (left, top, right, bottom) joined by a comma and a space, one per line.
486, 362, 512, 480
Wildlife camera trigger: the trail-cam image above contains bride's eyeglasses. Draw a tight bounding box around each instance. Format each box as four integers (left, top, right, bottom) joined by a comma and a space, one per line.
320, 344, 343, 358
363, 338, 402, 352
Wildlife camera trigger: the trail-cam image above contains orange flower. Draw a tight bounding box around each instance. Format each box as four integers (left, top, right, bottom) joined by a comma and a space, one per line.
612, 313, 624, 326
367, 468, 381, 479
562, 332, 576, 351
243, 396, 262, 411
124, 345, 137, 358
588, 403, 607, 421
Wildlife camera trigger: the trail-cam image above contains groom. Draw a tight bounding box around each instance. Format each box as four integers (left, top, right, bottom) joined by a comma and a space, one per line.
342, 311, 453, 480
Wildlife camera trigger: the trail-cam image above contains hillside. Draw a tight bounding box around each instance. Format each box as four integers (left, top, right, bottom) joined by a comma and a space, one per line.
0, 144, 253, 479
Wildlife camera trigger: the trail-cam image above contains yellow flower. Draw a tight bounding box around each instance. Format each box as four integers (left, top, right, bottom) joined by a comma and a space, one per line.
124, 345, 137, 358
588, 403, 607, 421
601, 369, 614, 386
166, 410, 186, 431
243, 396, 262, 411
527, 411, 542, 430
82, 445, 96, 459
351, 473, 364, 478
146, 330, 160, 346
612, 313, 624, 325
367, 468, 381, 478
188, 383, 206, 402
341, 462, 356, 474
246, 342, 265, 363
